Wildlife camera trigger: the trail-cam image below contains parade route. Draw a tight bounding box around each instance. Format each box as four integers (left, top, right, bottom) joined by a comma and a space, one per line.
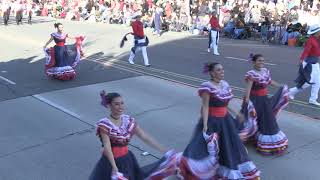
0, 76, 319, 180
1, 17, 318, 118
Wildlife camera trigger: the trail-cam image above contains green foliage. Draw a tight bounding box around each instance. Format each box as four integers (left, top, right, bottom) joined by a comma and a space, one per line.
56, 5, 62, 12
296, 35, 308, 47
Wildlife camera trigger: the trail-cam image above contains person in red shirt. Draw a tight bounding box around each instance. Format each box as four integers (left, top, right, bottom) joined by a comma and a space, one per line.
15, 1, 24, 25
131, 17, 144, 38
127, 12, 150, 67
98, 0, 104, 5
208, 11, 221, 55
119, 0, 124, 11
165, 1, 172, 19
131, 2, 138, 12
27, 2, 35, 24
147, 0, 153, 9
288, 24, 320, 106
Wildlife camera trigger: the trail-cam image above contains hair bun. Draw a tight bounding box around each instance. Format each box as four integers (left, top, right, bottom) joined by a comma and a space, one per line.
248, 53, 254, 61
100, 90, 106, 97
100, 90, 108, 107
54, 22, 62, 28
202, 63, 210, 74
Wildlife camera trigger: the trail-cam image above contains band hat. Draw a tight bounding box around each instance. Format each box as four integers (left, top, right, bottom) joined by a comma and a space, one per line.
307, 24, 320, 35
131, 11, 142, 19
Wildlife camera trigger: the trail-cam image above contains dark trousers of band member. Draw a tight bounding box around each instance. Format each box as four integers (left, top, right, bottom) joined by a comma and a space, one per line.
28, 12, 32, 24
3, 10, 10, 25
16, 11, 23, 25
208, 30, 212, 48
290, 57, 320, 102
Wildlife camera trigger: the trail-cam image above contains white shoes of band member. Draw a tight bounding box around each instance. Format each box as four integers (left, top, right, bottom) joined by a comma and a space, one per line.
309, 100, 320, 106
288, 90, 295, 100
207, 48, 211, 53
128, 59, 150, 67
213, 47, 220, 56
288, 94, 295, 100
288, 89, 320, 106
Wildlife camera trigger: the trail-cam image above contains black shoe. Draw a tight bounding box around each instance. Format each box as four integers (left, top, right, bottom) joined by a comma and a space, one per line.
145, 64, 151, 67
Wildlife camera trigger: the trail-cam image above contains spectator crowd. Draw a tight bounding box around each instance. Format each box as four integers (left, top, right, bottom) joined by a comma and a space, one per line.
1, 0, 320, 46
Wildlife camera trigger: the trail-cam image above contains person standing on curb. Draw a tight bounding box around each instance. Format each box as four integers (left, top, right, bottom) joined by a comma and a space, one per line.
15, 0, 23, 25
1, 0, 10, 26
152, 4, 163, 37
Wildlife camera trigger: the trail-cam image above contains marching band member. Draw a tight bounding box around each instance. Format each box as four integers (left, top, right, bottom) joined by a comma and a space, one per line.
126, 11, 151, 67
208, 11, 221, 55
288, 24, 320, 106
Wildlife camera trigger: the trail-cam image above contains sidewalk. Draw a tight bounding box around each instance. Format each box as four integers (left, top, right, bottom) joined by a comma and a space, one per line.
0, 76, 319, 180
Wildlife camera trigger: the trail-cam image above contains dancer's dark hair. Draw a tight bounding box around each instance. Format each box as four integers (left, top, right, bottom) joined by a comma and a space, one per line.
54, 23, 62, 28
100, 90, 121, 107
248, 53, 263, 62
203, 62, 221, 74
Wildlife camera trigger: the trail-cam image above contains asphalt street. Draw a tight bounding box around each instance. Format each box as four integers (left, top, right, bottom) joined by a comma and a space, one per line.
0, 16, 318, 118
1, 76, 319, 180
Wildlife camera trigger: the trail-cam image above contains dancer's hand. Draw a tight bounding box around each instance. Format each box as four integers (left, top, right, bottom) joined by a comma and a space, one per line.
203, 124, 208, 133
112, 166, 119, 174
244, 96, 250, 104
236, 113, 245, 123
112, 170, 127, 180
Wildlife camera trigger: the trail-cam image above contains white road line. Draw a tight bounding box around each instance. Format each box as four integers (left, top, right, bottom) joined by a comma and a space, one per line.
225, 56, 248, 62
0, 75, 16, 85
225, 56, 276, 66
221, 43, 271, 47
32, 94, 81, 119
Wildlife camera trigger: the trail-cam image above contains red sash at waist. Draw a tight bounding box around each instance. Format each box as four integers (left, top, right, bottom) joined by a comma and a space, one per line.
250, 88, 268, 96
111, 146, 128, 158
56, 42, 65, 46
208, 107, 227, 117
